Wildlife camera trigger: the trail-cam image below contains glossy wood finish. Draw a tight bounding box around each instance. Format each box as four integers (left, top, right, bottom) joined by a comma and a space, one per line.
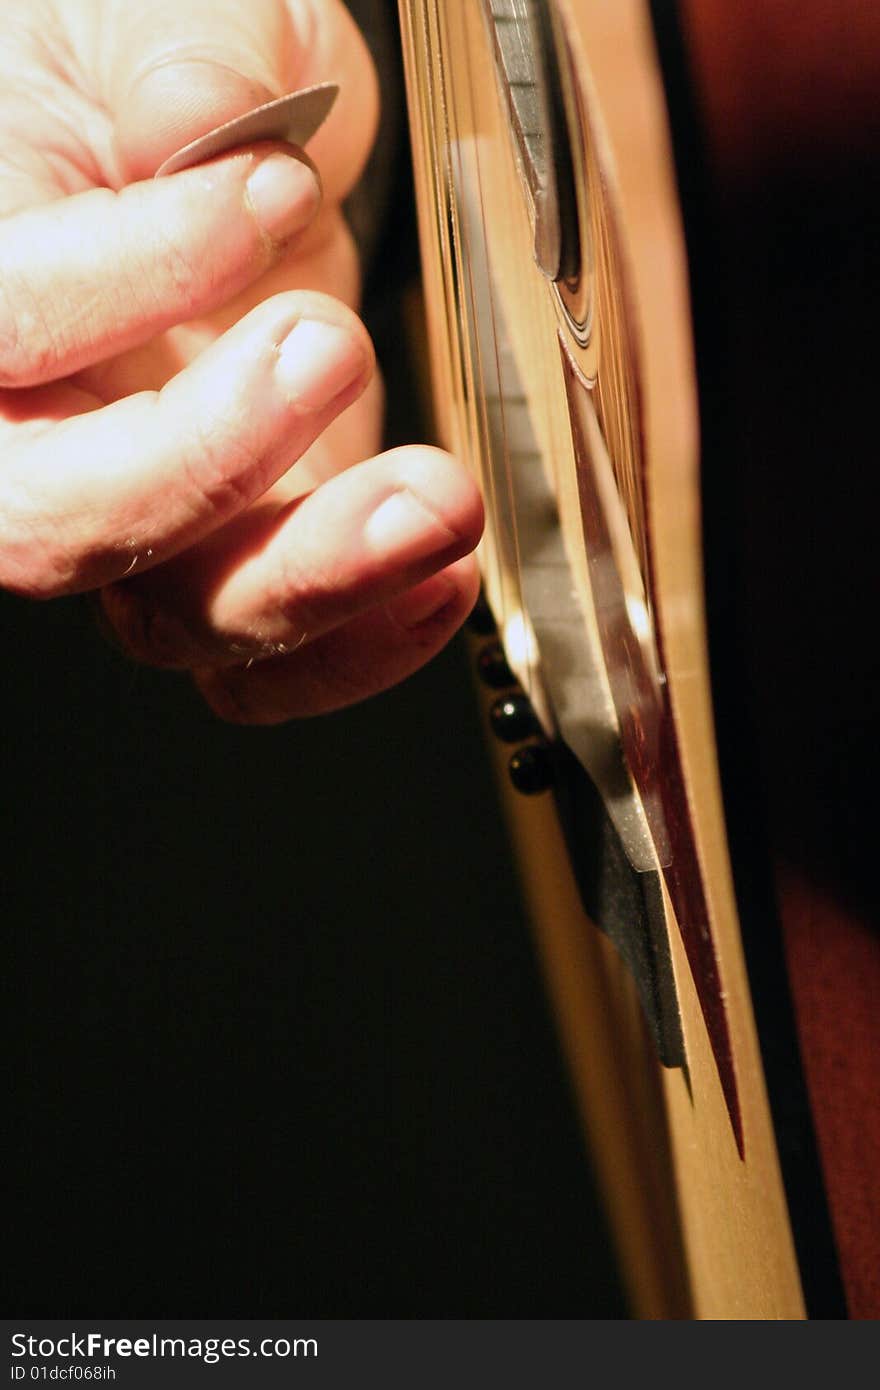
556, 0, 804, 1316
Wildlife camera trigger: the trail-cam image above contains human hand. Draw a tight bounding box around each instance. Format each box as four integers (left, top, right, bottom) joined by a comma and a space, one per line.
0, 0, 483, 719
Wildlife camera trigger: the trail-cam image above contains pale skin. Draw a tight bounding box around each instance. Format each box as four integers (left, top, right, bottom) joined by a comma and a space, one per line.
0, 0, 484, 721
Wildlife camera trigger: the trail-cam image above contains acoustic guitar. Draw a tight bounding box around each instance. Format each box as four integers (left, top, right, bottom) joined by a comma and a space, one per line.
397, 0, 879, 1318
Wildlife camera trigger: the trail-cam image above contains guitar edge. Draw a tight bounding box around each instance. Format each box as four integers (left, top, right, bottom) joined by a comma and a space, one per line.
400, 0, 813, 1318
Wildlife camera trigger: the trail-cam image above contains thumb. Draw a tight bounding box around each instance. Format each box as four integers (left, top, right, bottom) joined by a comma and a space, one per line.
108, 0, 292, 180
107, 0, 379, 202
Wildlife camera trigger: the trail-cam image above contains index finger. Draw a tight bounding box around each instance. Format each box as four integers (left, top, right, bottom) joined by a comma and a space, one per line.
0, 292, 373, 598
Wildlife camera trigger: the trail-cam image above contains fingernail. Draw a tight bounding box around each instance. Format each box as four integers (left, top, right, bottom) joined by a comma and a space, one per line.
275, 317, 370, 411
387, 574, 458, 629
246, 150, 321, 242
364, 489, 459, 564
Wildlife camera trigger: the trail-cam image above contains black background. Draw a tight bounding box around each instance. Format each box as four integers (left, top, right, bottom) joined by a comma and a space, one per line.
2, 588, 621, 1316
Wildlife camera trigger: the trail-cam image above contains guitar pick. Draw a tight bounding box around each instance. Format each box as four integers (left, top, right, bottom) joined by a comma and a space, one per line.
155, 83, 339, 177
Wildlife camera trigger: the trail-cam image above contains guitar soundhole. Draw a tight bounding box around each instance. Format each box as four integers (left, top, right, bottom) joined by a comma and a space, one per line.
483, 0, 591, 334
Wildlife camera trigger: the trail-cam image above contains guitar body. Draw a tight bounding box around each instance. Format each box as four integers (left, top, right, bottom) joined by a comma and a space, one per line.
398, 0, 878, 1318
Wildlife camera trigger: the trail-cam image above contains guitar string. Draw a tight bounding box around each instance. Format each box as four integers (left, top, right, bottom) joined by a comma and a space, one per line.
435, 0, 513, 663
456, 2, 536, 710
425, 0, 500, 644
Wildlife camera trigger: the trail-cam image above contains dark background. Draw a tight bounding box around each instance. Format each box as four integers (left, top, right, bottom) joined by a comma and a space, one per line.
2, 588, 621, 1316
2, 8, 623, 1317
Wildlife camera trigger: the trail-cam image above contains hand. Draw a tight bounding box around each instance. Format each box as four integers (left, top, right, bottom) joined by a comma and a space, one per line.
0, 0, 483, 720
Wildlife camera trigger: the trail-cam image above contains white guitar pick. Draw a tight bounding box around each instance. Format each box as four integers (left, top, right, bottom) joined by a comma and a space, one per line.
155, 83, 339, 177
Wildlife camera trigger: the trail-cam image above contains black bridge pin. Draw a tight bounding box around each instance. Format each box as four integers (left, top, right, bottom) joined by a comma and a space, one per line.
508, 743, 554, 796
490, 692, 540, 744
476, 641, 516, 690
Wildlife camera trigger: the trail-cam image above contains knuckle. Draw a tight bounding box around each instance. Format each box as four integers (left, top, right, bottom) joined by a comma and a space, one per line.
0, 467, 141, 600
272, 542, 335, 643
174, 413, 261, 524
0, 481, 75, 598
0, 275, 64, 388
99, 588, 168, 667
0, 538, 74, 600
300, 629, 370, 707
144, 223, 202, 319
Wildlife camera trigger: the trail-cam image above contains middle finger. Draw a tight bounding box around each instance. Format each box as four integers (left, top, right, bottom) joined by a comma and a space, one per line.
101, 446, 484, 668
